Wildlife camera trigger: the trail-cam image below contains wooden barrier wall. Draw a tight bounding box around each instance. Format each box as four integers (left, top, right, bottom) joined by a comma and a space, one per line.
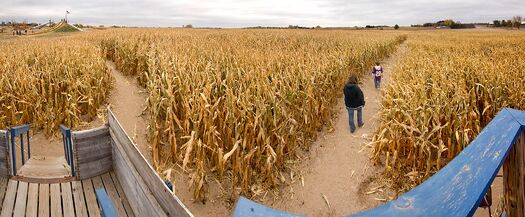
0, 130, 9, 178
108, 110, 193, 217
504, 131, 525, 216
72, 126, 112, 179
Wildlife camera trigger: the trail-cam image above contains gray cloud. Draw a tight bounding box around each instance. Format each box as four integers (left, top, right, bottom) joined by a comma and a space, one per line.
1, 0, 524, 27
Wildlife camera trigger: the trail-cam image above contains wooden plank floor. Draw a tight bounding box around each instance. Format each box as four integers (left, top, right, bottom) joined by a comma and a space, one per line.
0, 172, 134, 217
17, 157, 70, 179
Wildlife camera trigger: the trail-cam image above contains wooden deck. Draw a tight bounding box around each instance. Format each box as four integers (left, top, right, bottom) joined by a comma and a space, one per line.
17, 157, 70, 180
0, 172, 135, 217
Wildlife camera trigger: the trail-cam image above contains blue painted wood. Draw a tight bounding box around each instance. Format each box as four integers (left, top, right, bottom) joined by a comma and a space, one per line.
95, 188, 119, 217
20, 134, 25, 164
60, 124, 75, 176
10, 124, 30, 136
233, 197, 307, 217
9, 124, 31, 174
231, 108, 525, 217
508, 108, 525, 129
26, 131, 30, 159
350, 108, 524, 217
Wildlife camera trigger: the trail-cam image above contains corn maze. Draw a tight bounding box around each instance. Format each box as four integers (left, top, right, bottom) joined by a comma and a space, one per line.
372, 32, 525, 192
97, 29, 407, 200
0, 38, 111, 135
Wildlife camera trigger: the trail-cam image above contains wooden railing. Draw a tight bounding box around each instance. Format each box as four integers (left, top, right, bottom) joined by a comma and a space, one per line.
108, 109, 193, 217
233, 108, 525, 217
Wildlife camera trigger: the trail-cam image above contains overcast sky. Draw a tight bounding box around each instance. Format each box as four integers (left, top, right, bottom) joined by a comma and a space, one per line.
1, 0, 523, 27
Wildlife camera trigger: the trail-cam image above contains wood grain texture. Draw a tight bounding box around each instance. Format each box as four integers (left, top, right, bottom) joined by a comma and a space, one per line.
110, 172, 135, 217
72, 181, 88, 217
25, 183, 39, 217
0, 180, 18, 217
113, 139, 166, 217
12, 181, 28, 217
38, 184, 50, 217
82, 179, 101, 217
0, 131, 9, 178
101, 173, 128, 217
109, 110, 192, 217
504, 132, 525, 216
50, 183, 62, 217
73, 126, 112, 179
61, 183, 75, 217
0, 178, 8, 210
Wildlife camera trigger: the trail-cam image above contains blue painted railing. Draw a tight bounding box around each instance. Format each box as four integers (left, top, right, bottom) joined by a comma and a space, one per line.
95, 188, 119, 217
60, 125, 75, 176
8, 124, 31, 176
233, 108, 525, 217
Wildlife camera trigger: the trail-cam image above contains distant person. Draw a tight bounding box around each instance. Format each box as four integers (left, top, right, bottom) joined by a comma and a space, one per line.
343, 75, 365, 133
372, 62, 383, 89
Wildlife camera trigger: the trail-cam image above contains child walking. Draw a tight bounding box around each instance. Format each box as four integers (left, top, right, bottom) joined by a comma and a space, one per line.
372, 62, 383, 89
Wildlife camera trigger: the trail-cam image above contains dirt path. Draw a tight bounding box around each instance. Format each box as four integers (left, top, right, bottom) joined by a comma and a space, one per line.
29, 61, 150, 162
104, 61, 151, 163
264, 42, 408, 217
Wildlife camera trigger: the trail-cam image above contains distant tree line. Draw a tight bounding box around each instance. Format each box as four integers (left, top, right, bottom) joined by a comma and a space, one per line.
0, 21, 39, 27
493, 16, 522, 29
411, 19, 474, 29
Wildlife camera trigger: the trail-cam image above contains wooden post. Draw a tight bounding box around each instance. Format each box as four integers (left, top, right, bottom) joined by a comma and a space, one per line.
504, 131, 525, 216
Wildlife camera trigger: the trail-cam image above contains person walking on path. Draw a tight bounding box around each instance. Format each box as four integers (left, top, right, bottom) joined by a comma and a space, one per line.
372, 62, 383, 89
343, 75, 365, 133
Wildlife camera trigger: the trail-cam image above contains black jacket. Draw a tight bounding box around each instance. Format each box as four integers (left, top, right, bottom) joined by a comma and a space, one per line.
343, 83, 365, 108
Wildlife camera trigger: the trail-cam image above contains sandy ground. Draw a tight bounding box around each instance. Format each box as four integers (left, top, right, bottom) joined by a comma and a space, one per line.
104, 61, 151, 163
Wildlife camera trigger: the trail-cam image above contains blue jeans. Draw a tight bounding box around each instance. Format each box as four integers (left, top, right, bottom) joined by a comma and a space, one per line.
347, 107, 363, 132
374, 77, 381, 89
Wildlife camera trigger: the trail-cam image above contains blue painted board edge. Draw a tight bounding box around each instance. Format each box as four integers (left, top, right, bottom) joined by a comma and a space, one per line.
233, 196, 307, 217
95, 188, 119, 217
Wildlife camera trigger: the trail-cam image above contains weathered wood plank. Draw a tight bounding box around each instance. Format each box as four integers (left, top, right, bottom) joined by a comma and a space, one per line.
113, 142, 167, 217
109, 110, 192, 217
25, 183, 39, 217
0, 131, 9, 178
352, 108, 523, 217
110, 171, 135, 217
504, 132, 525, 216
38, 184, 50, 217
0, 180, 18, 217
92, 176, 104, 190
101, 173, 128, 217
50, 183, 62, 217
74, 125, 112, 180
75, 136, 111, 151
72, 126, 109, 142
72, 181, 88, 217
13, 181, 28, 217
76, 142, 111, 161
82, 179, 101, 217
61, 183, 75, 217
77, 155, 112, 179
0, 178, 8, 210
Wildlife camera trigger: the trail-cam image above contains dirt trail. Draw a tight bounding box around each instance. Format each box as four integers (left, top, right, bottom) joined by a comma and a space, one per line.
263, 43, 408, 217
104, 61, 151, 162
29, 61, 150, 163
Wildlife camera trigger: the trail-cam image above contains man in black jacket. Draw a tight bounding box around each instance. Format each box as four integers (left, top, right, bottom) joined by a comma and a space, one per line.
343, 75, 365, 133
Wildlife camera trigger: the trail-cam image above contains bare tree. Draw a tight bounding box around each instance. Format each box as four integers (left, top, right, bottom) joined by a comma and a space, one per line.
513, 16, 522, 29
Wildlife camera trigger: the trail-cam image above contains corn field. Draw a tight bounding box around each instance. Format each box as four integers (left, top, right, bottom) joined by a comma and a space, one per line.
98, 29, 406, 201
0, 38, 111, 135
372, 32, 525, 192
